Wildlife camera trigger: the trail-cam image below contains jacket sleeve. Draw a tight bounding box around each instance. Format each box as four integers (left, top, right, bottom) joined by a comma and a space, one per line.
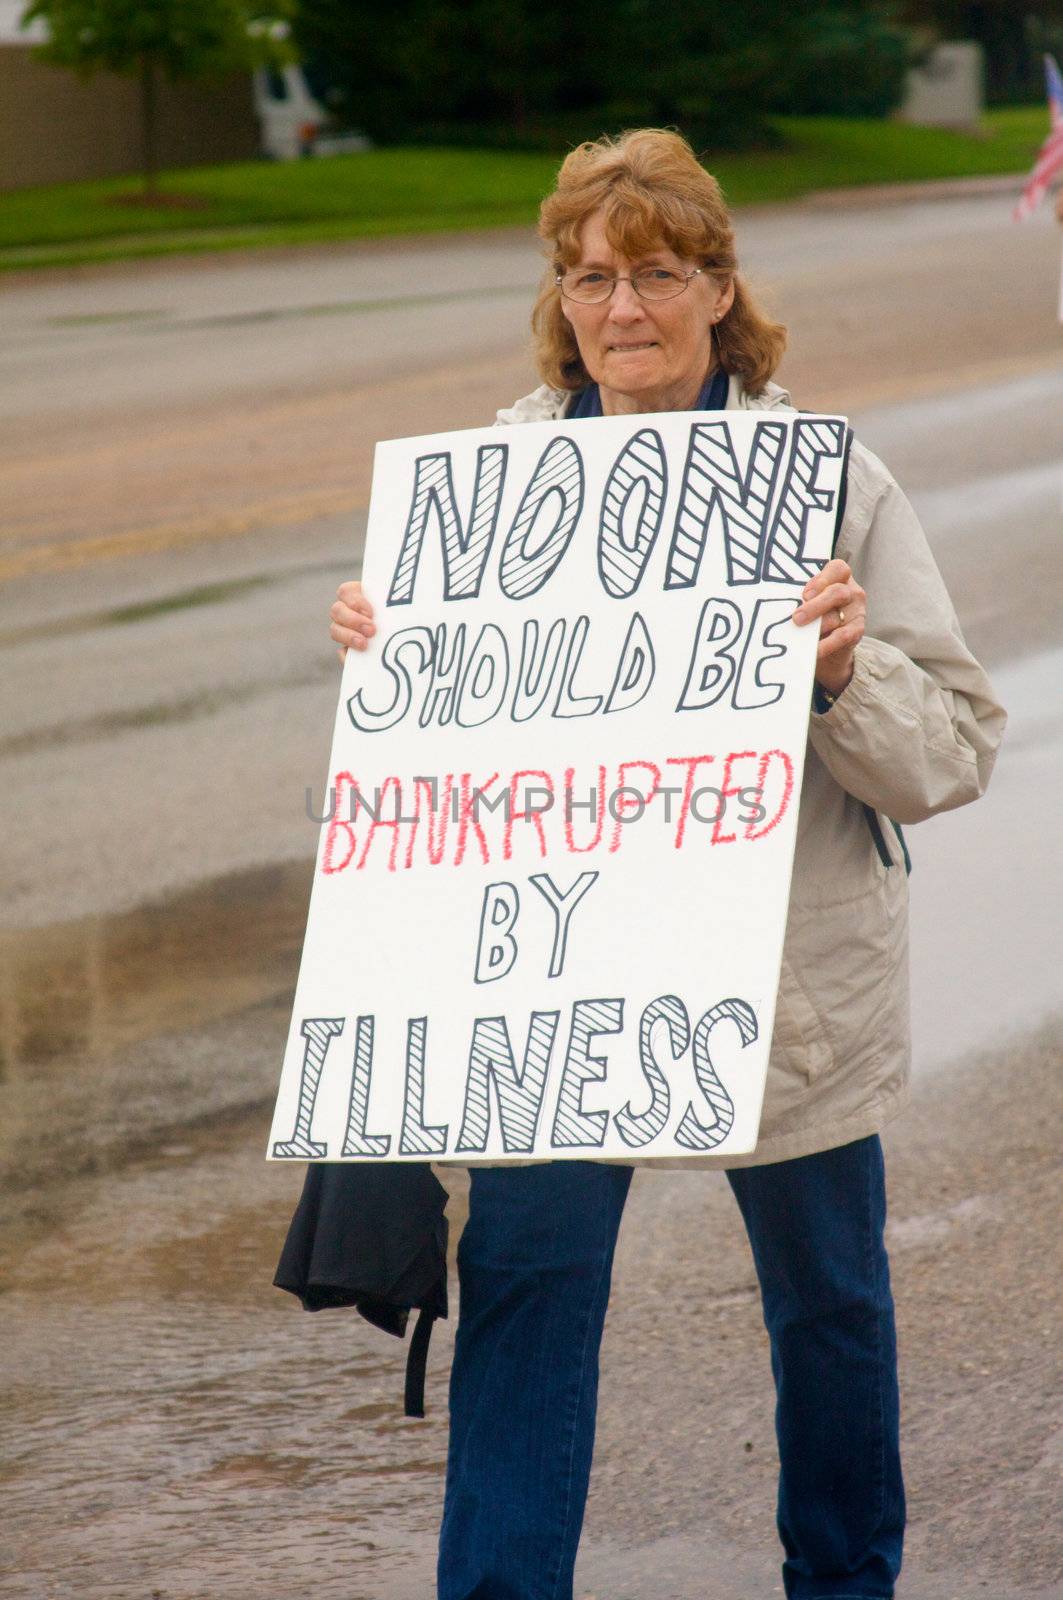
494, 384, 568, 426
807, 442, 1006, 824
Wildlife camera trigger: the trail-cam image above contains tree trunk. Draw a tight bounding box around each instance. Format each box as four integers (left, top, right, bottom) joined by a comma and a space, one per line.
139, 54, 159, 199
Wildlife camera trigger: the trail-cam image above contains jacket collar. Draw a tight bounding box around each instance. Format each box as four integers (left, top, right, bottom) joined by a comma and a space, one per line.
495, 375, 794, 426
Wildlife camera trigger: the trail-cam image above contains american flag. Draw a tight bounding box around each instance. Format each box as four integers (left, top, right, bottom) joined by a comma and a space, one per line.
1013, 54, 1063, 221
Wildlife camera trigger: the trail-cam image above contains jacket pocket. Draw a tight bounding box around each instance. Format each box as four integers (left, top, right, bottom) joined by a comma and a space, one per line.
784, 869, 908, 1091
773, 957, 837, 1083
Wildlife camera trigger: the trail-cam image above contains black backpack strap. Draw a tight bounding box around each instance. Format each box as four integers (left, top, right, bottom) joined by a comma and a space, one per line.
403, 1305, 439, 1418
831, 424, 855, 556
832, 425, 909, 876
820, 425, 911, 877
889, 818, 912, 875
861, 804, 893, 870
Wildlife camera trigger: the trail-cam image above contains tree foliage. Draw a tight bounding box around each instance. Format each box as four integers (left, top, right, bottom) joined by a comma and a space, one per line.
24, 0, 275, 77
293, 0, 912, 149
23, 0, 289, 191
775, 4, 913, 116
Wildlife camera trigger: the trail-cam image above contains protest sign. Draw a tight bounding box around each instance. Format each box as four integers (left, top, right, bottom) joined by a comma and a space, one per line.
268, 409, 847, 1163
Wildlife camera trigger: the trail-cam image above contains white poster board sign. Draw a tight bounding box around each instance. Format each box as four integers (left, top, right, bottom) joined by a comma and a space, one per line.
268, 410, 847, 1163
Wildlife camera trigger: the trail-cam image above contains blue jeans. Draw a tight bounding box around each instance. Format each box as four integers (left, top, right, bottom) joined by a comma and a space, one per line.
437, 1137, 904, 1600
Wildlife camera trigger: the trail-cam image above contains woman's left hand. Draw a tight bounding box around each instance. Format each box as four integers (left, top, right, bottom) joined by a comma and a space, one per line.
791, 557, 867, 698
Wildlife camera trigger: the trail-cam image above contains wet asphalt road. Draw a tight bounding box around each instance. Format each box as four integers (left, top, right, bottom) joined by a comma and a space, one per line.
2, 189, 1061, 581
1, 192, 1062, 1598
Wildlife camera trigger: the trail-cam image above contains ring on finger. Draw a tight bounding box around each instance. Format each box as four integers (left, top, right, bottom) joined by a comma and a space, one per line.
837, 607, 846, 625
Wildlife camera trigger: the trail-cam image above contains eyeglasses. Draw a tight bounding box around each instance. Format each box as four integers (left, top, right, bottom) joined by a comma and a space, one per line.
556, 266, 705, 304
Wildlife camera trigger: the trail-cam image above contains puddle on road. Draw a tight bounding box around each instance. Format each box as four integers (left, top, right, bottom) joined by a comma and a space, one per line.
46, 308, 172, 327
0, 554, 355, 652
39, 283, 532, 342
0, 660, 334, 759
1, 1128, 455, 1599
0, 853, 464, 1596
0, 859, 309, 1076
0, 858, 316, 1205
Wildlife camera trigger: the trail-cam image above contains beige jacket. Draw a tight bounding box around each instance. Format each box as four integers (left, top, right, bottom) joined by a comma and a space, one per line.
486, 377, 1006, 1168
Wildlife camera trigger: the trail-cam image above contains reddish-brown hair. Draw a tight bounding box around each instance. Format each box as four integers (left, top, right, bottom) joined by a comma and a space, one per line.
532, 128, 786, 394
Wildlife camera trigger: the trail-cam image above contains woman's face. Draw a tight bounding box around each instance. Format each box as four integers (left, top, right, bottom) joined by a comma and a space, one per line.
559, 208, 734, 413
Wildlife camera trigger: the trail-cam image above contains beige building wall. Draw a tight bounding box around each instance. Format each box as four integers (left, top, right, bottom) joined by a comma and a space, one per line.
0, 45, 259, 190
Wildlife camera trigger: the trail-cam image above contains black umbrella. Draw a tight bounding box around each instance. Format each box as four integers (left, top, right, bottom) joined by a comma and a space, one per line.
274, 1161, 449, 1417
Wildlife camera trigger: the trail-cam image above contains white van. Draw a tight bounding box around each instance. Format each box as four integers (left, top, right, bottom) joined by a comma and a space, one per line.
253, 64, 369, 160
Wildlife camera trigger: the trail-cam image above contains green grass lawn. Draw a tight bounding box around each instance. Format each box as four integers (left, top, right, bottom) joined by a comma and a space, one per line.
0, 109, 1050, 272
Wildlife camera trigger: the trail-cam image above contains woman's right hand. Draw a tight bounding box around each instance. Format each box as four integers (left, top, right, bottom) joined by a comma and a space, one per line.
329, 580, 376, 661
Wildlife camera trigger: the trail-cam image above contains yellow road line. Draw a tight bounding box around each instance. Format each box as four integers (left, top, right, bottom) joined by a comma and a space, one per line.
0, 489, 367, 583
3, 348, 1054, 584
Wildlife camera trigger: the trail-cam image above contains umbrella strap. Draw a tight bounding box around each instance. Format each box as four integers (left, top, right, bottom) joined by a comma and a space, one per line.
404, 1306, 438, 1418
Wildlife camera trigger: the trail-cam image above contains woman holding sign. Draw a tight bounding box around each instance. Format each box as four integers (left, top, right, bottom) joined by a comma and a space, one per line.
327, 131, 1004, 1600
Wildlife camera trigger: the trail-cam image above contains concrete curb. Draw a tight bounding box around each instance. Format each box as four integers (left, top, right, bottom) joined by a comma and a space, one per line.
803, 171, 1026, 208
0, 172, 1039, 284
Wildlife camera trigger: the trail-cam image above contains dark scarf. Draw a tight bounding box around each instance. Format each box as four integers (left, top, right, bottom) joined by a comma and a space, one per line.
566, 365, 730, 418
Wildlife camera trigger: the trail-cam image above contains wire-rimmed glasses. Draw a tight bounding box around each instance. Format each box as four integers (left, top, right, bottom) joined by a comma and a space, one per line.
556, 266, 705, 304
